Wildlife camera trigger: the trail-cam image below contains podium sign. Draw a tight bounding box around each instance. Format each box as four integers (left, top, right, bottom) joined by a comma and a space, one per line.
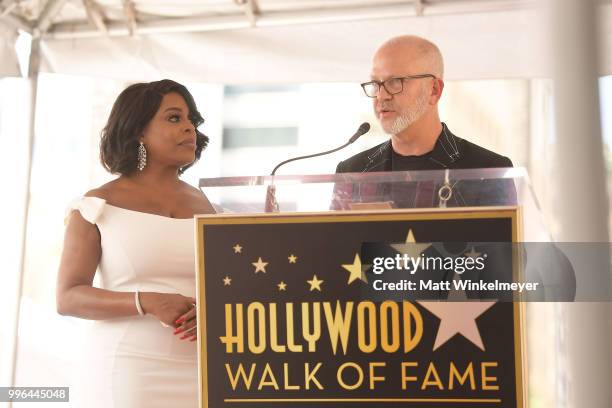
195, 207, 524, 408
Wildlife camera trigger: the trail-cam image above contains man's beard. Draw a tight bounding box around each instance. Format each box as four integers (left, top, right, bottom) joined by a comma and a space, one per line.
380, 89, 430, 135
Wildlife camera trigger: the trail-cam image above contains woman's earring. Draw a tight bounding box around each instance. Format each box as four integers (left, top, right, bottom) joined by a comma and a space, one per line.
137, 142, 147, 171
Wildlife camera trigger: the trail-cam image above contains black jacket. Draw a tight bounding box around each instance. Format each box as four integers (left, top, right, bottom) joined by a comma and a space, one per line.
333, 124, 515, 208
336, 123, 512, 173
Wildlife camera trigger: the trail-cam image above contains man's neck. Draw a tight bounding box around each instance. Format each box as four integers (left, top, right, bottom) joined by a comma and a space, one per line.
391, 119, 443, 156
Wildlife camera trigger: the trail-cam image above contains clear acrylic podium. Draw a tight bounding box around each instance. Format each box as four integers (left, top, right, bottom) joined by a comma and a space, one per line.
195, 169, 612, 408
199, 167, 548, 241
194, 167, 551, 408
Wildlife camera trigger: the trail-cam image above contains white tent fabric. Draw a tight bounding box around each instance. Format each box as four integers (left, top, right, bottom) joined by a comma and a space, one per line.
39, 7, 549, 83
0, 1, 607, 82
0, 23, 20, 77
38, 4, 612, 83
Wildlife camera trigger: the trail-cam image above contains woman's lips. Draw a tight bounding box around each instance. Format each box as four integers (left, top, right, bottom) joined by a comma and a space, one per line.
179, 141, 196, 149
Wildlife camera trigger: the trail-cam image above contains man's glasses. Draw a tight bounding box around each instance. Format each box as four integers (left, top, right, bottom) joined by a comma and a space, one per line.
360, 74, 436, 98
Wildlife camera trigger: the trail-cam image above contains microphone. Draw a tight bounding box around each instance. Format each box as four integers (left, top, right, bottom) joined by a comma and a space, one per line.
265, 122, 370, 213
270, 122, 370, 176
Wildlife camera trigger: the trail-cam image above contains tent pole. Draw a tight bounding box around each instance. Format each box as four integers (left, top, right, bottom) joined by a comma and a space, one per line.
8, 35, 41, 401
547, 0, 612, 406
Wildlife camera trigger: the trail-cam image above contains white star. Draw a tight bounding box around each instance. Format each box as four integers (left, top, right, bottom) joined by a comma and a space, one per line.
418, 276, 496, 351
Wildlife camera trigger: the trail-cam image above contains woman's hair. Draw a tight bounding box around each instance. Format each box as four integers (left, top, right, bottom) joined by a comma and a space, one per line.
100, 79, 209, 175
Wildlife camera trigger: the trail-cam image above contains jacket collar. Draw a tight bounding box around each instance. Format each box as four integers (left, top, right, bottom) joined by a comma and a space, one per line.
364, 122, 463, 171
427, 122, 462, 168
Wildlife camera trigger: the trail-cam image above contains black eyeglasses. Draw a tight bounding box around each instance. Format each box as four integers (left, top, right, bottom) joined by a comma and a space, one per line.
360, 74, 436, 98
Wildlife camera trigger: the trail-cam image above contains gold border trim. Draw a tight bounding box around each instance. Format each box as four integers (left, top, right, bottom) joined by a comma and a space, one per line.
195, 207, 523, 408
224, 398, 502, 403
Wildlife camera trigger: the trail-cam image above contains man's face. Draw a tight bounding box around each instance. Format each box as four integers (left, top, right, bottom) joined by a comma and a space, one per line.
370, 46, 433, 135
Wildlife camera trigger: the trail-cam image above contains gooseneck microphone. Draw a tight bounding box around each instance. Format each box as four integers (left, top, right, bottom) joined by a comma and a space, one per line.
265, 122, 370, 213
270, 122, 371, 176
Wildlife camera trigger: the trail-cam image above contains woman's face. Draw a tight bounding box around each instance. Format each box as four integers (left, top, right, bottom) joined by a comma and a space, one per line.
140, 92, 197, 169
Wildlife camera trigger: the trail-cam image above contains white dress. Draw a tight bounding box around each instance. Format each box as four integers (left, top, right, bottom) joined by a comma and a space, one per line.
67, 197, 198, 408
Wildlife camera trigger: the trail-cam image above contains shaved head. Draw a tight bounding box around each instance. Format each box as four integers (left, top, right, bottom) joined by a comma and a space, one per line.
375, 35, 444, 79
369, 35, 445, 138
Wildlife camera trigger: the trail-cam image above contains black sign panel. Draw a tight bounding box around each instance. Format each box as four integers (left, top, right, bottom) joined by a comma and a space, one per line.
196, 209, 523, 408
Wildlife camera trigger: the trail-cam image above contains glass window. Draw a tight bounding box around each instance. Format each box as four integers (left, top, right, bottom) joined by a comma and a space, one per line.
222, 127, 299, 148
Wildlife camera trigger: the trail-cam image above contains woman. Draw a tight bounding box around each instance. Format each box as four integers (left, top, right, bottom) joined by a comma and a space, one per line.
57, 79, 213, 407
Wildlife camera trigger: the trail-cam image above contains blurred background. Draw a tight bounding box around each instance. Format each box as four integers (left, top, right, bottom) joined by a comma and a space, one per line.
1, 0, 611, 407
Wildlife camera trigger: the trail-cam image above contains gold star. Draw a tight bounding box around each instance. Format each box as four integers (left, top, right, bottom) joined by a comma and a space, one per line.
307, 275, 324, 292
464, 247, 482, 260
342, 253, 368, 284
288, 254, 297, 263
252, 257, 268, 273
391, 229, 431, 259
223, 276, 232, 286
277, 281, 287, 291
233, 244, 242, 253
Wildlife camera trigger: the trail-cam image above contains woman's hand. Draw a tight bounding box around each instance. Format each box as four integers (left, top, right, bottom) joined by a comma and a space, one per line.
174, 305, 198, 342
139, 292, 197, 341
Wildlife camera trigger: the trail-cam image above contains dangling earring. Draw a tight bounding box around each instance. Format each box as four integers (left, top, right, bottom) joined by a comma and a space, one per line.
137, 142, 147, 171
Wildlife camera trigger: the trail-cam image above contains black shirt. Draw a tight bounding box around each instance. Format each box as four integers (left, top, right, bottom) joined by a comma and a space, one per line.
391, 147, 438, 171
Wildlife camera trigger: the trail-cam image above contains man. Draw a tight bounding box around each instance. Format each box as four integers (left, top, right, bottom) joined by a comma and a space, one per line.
336, 35, 512, 174
335, 35, 513, 208
331, 36, 521, 302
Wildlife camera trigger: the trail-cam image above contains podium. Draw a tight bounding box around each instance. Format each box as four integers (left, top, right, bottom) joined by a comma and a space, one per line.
194, 168, 546, 408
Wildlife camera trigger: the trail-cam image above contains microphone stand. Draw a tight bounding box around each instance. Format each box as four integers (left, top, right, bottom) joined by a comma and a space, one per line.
265, 123, 371, 213
265, 184, 279, 213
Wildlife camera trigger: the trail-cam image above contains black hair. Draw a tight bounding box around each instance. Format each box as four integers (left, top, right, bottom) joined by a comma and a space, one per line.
100, 79, 209, 175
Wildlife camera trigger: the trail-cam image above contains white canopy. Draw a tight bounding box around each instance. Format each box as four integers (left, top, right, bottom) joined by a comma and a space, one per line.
0, 22, 19, 76
1, 0, 611, 82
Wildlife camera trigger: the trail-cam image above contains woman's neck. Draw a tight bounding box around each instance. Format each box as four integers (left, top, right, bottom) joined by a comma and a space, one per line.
126, 164, 181, 190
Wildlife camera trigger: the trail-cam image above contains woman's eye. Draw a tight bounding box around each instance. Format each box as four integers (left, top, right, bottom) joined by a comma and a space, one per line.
168, 115, 180, 123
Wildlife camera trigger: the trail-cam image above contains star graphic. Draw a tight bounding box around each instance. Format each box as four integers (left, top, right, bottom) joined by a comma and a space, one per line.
223, 276, 232, 286
464, 247, 482, 260
342, 253, 368, 284
390, 229, 432, 260
418, 276, 496, 351
233, 244, 242, 254
277, 281, 287, 291
252, 257, 268, 274
307, 275, 324, 292
288, 254, 297, 264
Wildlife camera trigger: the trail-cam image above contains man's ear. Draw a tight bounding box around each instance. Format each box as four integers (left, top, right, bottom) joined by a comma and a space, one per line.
431, 78, 444, 103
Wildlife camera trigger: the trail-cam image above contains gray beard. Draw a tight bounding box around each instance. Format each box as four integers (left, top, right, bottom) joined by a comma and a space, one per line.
382, 91, 429, 135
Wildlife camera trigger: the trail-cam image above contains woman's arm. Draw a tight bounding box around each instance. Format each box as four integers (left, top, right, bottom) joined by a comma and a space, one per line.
56, 211, 196, 332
